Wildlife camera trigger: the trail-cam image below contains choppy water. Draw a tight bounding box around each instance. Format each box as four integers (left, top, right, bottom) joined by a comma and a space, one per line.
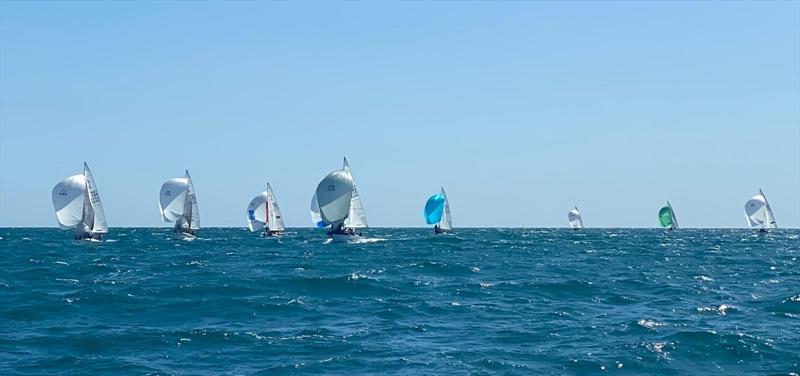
0, 228, 798, 375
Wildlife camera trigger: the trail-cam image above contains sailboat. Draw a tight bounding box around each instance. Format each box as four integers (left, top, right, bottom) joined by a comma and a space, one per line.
745, 189, 777, 232
247, 182, 285, 237
159, 170, 200, 239
310, 157, 367, 241
568, 206, 583, 230
424, 187, 452, 234
658, 201, 678, 230
51, 162, 108, 241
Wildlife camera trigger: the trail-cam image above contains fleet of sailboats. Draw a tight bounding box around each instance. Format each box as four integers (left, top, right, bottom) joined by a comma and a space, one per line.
568, 207, 583, 230
51, 162, 108, 241
424, 188, 452, 234
247, 182, 285, 237
745, 189, 777, 232
658, 201, 679, 230
49, 161, 792, 239
159, 170, 200, 240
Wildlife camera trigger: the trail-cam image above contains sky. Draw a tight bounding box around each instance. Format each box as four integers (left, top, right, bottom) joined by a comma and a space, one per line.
1, 1, 798, 228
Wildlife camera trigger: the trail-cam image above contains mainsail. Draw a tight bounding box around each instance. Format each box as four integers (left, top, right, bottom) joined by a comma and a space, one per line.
83, 163, 108, 233
51, 162, 108, 235
266, 183, 285, 231
343, 158, 368, 228
440, 188, 452, 230
658, 201, 678, 229
568, 206, 583, 229
745, 189, 777, 229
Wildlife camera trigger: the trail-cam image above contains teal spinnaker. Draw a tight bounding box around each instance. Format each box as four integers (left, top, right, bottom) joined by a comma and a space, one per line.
424, 194, 445, 224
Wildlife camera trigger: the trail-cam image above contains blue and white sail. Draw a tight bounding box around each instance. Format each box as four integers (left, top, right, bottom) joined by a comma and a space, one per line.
424, 187, 452, 231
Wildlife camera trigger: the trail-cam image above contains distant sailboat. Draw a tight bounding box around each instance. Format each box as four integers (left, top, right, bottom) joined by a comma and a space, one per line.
51, 162, 108, 241
745, 189, 777, 232
568, 206, 583, 230
658, 201, 678, 230
159, 170, 200, 239
247, 182, 285, 237
310, 157, 366, 241
424, 187, 452, 234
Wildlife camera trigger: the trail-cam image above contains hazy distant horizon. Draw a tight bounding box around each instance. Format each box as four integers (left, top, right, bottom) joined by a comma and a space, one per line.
1, 1, 798, 228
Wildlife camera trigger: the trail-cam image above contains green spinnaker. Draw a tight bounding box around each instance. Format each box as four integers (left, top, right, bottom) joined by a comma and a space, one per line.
658, 206, 674, 228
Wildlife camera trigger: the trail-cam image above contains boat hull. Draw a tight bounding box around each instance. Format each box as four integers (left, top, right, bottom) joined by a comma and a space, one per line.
330, 233, 363, 242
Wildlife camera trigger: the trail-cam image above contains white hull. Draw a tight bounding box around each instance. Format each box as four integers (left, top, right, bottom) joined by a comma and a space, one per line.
330, 233, 363, 242
173, 231, 196, 241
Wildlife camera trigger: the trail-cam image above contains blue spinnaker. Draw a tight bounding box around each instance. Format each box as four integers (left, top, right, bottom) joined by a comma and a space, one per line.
424, 193, 445, 224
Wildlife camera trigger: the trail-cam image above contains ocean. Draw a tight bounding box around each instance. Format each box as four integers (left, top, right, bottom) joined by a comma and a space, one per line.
0, 228, 798, 375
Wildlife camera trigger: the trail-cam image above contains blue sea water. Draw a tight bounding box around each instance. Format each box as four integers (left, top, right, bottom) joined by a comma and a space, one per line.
0, 228, 798, 375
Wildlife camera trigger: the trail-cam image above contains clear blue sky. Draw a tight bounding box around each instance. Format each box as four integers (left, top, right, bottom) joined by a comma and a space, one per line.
1, 1, 798, 228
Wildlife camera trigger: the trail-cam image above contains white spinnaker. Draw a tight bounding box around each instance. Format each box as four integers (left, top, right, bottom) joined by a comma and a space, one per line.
159, 178, 189, 223
83, 163, 108, 233
745, 190, 776, 229
315, 170, 354, 225
440, 188, 452, 230
267, 183, 285, 231
247, 192, 268, 232
185, 171, 200, 230
310, 192, 324, 226
52, 174, 87, 230
568, 207, 583, 229
343, 158, 368, 229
